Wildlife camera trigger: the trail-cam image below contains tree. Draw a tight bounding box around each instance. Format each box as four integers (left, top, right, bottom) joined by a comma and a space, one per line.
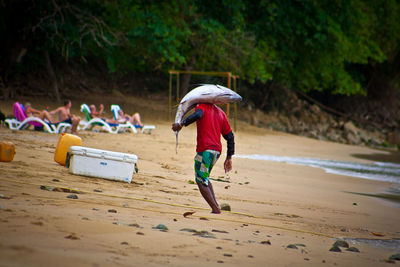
0, 0, 118, 100
1, 0, 399, 100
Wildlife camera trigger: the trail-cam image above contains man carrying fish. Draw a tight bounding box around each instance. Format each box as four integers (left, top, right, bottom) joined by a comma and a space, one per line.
172, 88, 236, 213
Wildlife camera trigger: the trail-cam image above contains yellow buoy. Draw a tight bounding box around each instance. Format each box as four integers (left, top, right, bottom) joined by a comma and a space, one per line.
54, 133, 82, 166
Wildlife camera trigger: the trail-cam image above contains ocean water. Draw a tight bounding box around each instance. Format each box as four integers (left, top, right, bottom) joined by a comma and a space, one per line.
344, 238, 400, 250
234, 154, 400, 184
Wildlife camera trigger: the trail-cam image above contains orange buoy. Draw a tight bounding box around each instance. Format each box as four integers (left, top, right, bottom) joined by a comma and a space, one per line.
0, 141, 16, 162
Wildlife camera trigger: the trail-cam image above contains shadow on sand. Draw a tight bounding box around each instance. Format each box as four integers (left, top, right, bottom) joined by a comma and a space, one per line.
345, 189, 400, 204
349, 150, 400, 204
351, 150, 400, 164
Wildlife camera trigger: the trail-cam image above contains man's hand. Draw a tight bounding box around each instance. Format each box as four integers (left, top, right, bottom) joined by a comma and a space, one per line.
172, 123, 182, 132
224, 156, 232, 173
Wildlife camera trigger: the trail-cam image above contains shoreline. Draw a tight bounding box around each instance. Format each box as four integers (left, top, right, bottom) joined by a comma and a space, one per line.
234, 154, 400, 184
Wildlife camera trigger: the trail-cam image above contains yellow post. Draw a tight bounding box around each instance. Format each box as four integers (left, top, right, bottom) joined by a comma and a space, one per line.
226, 72, 231, 116
168, 73, 172, 121
176, 73, 180, 103
233, 75, 238, 132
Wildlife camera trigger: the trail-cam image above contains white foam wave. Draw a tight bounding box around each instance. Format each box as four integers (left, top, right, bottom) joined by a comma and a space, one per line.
234, 154, 400, 184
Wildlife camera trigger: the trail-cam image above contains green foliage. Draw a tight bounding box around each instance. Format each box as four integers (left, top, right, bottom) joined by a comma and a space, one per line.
1, 0, 399, 96
245, 0, 390, 95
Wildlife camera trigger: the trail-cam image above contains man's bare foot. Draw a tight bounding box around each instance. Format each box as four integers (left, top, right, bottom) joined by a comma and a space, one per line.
211, 209, 221, 214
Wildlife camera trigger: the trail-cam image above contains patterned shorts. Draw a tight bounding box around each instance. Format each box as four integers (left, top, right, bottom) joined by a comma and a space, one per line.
194, 150, 220, 186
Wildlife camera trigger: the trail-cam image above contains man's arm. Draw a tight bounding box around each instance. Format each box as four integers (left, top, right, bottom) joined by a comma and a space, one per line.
172, 109, 203, 131
223, 131, 234, 156
182, 109, 203, 126
49, 107, 61, 115
223, 131, 234, 173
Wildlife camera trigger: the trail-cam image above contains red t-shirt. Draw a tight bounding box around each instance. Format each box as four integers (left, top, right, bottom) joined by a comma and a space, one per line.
195, 103, 232, 153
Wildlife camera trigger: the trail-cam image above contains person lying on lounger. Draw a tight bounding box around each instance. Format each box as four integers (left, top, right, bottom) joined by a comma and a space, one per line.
89, 104, 123, 124
24, 103, 56, 124
89, 104, 105, 119
113, 109, 143, 127
90, 104, 143, 127
24, 102, 46, 118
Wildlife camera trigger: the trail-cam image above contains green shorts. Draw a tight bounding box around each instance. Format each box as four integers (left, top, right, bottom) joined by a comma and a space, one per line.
194, 150, 220, 186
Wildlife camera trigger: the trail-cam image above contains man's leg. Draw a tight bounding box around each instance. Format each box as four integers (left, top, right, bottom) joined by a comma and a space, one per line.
71, 116, 81, 134
207, 181, 219, 209
194, 151, 221, 214
197, 182, 221, 214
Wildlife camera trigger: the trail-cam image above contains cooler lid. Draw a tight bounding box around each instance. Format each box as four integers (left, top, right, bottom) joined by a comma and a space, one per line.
69, 146, 137, 163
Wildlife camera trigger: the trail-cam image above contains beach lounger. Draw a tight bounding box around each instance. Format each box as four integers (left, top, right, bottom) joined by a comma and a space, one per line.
111, 104, 156, 134
79, 104, 137, 134
5, 102, 71, 134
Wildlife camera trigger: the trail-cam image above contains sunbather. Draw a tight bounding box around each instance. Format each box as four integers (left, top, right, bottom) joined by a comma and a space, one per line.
24, 102, 46, 118
89, 104, 104, 118
91, 104, 143, 127
89, 104, 120, 124
41, 100, 81, 134
115, 109, 143, 127
24, 103, 59, 127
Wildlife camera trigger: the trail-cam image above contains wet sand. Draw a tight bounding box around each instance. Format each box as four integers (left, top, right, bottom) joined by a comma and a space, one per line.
0, 99, 399, 266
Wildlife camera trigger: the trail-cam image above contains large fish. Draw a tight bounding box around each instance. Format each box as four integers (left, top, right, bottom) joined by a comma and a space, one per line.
174, 84, 242, 153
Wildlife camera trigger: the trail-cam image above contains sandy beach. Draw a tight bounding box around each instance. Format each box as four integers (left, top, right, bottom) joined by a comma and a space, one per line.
0, 98, 399, 266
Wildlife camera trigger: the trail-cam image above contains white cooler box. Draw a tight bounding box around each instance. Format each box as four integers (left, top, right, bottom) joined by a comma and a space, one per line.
68, 146, 138, 183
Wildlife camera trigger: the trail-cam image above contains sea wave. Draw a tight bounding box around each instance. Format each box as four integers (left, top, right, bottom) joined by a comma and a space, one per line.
234, 154, 400, 184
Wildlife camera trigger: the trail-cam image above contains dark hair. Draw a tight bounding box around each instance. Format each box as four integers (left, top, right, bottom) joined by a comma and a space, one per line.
64, 100, 71, 106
